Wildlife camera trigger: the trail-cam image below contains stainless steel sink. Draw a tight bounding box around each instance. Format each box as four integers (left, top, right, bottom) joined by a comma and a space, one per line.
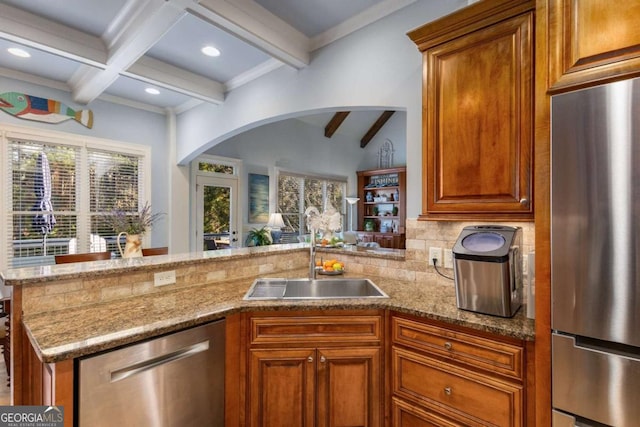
243, 278, 388, 300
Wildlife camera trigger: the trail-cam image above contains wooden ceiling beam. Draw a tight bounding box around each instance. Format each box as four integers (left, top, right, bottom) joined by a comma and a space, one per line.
324, 111, 351, 138
360, 110, 395, 147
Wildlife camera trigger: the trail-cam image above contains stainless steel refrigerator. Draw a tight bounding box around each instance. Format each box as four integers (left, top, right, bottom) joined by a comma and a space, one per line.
551, 77, 640, 426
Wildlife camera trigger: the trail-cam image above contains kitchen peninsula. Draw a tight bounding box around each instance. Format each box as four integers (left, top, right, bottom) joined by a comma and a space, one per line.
2, 244, 534, 426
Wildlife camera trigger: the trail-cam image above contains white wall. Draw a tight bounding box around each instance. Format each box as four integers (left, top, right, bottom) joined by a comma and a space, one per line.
208, 112, 407, 225
175, 0, 466, 218
0, 76, 171, 248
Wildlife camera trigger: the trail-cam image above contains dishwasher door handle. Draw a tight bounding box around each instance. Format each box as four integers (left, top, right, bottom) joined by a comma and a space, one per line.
111, 340, 210, 383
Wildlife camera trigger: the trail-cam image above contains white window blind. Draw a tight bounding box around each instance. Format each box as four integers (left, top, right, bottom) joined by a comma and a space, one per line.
88, 149, 145, 256
8, 139, 79, 264
3, 128, 149, 268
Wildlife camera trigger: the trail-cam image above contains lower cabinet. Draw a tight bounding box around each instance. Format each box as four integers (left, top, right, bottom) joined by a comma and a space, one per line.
357, 232, 406, 249
246, 310, 384, 427
391, 313, 530, 427
249, 348, 316, 426
238, 310, 533, 427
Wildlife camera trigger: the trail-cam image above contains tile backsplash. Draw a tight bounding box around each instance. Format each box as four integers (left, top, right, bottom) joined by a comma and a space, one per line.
404, 218, 535, 284
21, 219, 534, 315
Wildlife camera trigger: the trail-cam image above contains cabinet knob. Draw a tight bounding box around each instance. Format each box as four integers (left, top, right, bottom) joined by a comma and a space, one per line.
444, 342, 452, 350
444, 387, 452, 396
320, 356, 326, 363
307, 356, 313, 363
520, 198, 529, 206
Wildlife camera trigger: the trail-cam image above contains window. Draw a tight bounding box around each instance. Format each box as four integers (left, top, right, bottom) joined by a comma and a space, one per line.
277, 171, 346, 234
2, 126, 150, 269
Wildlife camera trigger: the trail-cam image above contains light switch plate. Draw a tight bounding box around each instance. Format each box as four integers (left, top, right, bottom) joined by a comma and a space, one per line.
154, 270, 176, 287
444, 249, 453, 269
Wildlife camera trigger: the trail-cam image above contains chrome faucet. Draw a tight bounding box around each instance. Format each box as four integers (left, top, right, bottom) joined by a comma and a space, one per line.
309, 228, 317, 280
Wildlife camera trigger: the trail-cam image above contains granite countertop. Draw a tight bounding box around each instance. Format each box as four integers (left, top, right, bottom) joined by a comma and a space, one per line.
22, 268, 535, 363
1, 243, 404, 287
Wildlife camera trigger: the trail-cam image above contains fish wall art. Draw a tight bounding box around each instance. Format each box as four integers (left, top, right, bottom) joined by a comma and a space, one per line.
0, 92, 93, 128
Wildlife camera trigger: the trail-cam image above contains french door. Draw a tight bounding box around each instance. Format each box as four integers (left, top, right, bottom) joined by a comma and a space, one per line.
195, 175, 239, 250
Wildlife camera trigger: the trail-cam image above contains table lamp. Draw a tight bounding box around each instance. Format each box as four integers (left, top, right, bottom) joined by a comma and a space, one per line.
267, 213, 286, 243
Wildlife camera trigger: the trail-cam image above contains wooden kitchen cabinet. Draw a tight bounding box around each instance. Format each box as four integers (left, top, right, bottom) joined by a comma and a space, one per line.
357, 232, 405, 249
391, 313, 532, 427
249, 348, 316, 426
547, 0, 640, 93
408, 0, 534, 221
246, 310, 384, 427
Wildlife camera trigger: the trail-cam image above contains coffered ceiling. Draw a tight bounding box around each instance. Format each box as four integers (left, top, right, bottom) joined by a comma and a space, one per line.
0, 0, 416, 113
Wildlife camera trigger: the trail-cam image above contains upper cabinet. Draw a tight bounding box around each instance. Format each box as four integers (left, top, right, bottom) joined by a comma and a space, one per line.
547, 0, 640, 93
409, 0, 535, 221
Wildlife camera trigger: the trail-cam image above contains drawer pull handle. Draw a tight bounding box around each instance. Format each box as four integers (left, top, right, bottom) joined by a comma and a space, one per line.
444, 342, 452, 350
444, 387, 452, 396
320, 356, 326, 363
308, 356, 313, 363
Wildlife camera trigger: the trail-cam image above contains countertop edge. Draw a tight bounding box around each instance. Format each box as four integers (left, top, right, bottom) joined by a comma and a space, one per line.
25, 281, 535, 364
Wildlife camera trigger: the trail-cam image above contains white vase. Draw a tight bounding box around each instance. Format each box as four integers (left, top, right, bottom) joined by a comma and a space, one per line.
117, 232, 143, 258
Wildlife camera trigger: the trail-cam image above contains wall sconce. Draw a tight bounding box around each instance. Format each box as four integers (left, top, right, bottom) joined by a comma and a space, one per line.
267, 213, 286, 243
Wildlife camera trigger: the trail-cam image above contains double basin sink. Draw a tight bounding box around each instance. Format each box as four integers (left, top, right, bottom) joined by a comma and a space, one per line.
243, 278, 388, 300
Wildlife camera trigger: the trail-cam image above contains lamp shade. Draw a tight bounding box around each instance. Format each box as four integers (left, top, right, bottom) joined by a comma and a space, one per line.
345, 197, 360, 205
267, 213, 285, 229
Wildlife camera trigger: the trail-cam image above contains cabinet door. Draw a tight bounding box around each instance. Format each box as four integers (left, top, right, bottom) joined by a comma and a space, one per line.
316, 347, 382, 427
423, 12, 533, 220
374, 234, 393, 248
249, 348, 316, 427
548, 0, 640, 92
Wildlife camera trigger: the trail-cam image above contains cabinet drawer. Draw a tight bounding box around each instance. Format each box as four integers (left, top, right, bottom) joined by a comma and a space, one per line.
392, 316, 523, 380
393, 397, 461, 427
393, 347, 523, 427
250, 315, 382, 346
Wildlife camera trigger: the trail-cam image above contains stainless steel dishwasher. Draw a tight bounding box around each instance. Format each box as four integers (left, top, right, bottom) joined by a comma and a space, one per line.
78, 320, 225, 427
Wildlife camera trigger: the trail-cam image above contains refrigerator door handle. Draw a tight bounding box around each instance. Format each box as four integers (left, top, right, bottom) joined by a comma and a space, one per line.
553, 409, 604, 427
573, 335, 640, 362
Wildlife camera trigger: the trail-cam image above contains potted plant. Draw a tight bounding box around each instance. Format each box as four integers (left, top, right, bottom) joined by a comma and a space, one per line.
103, 202, 164, 257
246, 226, 272, 246
364, 219, 375, 231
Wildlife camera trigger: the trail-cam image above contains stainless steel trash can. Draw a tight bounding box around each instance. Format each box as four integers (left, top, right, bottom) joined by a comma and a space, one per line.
452, 225, 522, 317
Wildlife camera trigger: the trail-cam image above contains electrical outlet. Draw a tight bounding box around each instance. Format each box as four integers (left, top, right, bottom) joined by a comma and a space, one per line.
444, 248, 453, 269
154, 270, 176, 287
429, 247, 442, 266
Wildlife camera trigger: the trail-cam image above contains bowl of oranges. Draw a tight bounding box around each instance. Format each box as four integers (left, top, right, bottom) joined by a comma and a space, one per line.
316, 259, 345, 275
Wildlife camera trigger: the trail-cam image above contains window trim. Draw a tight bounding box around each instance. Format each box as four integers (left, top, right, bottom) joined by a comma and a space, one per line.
1, 123, 151, 270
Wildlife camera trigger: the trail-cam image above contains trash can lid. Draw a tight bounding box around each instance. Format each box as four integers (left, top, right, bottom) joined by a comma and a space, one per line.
452, 225, 520, 261
462, 232, 506, 252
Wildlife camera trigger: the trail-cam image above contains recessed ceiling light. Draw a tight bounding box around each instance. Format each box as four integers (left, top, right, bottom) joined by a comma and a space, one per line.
201, 46, 221, 57
145, 88, 160, 95
8, 48, 30, 58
